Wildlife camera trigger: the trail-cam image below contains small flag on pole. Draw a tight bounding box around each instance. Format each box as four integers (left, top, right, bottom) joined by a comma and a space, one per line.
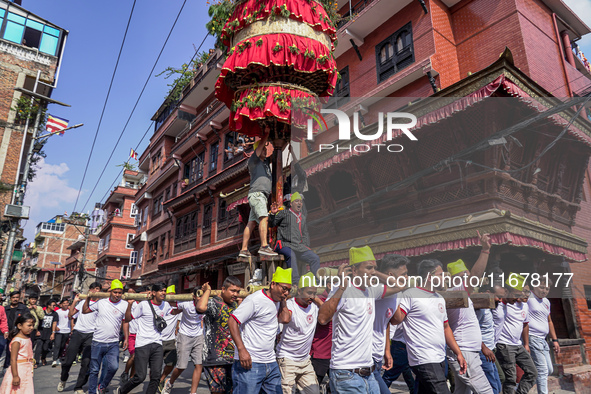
130, 148, 138, 160
46, 115, 69, 134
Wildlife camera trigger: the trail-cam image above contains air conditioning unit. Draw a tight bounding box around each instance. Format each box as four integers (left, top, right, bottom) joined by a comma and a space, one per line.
4, 205, 30, 219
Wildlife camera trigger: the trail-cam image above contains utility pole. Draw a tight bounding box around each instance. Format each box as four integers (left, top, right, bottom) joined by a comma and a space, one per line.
72, 224, 90, 295
0, 80, 78, 294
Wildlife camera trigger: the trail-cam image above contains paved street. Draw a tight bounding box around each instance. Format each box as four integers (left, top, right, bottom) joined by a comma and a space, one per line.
31, 352, 210, 394
29, 350, 411, 393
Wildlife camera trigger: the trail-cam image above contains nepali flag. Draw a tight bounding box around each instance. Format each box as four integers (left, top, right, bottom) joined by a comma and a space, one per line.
46, 115, 69, 134
130, 148, 138, 160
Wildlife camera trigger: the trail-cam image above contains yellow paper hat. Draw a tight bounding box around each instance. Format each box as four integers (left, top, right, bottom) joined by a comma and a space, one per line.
291, 192, 302, 202
166, 285, 176, 294
272, 267, 292, 285
447, 259, 468, 276
349, 246, 375, 266
110, 279, 124, 291
298, 272, 316, 288
253, 140, 260, 150
506, 273, 526, 291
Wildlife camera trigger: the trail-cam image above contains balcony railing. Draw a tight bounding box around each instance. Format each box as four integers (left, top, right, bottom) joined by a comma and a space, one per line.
337, 0, 376, 29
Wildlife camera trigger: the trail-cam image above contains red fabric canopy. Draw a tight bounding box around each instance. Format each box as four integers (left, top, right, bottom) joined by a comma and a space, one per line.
221, 0, 337, 49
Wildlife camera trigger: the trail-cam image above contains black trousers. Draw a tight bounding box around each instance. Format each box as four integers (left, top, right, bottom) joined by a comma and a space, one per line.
120, 342, 163, 394
34, 338, 52, 364
53, 333, 69, 361
411, 362, 451, 394
60, 331, 93, 389
495, 343, 537, 394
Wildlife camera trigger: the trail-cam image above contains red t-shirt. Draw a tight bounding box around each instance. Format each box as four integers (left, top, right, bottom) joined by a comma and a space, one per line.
310, 292, 332, 360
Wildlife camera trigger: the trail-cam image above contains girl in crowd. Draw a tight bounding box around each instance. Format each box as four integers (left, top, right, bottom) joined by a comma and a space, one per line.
0, 313, 36, 393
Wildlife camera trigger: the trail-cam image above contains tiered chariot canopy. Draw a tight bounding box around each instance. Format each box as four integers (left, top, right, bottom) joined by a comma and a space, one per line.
215, 0, 339, 140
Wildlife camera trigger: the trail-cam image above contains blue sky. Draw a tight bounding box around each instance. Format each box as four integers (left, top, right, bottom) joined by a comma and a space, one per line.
20, 0, 591, 242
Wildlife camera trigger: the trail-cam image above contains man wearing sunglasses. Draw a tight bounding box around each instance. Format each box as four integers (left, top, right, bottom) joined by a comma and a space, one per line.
229, 267, 292, 393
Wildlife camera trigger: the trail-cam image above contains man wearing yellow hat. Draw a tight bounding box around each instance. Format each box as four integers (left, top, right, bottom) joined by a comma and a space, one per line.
82, 279, 130, 394
276, 272, 323, 394
269, 192, 319, 286
445, 232, 494, 394
239, 130, 278, 258
318, 246, 404, 394
496, 274, 537, 394
163, 282, 211, 394
229, 267, 292, 393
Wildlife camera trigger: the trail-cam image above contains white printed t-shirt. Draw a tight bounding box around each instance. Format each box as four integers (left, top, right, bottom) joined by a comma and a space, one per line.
398, 287, 448, 367
73, 300, 97, 334
129, 302, 139, 334
527, 294, 550, 339
328, 284, 386, 370
56, 308, 71, 334
446, 285, 482, 352
89, 298, 129, 343
231, 289, 280, 364
177, 301, 204, 337
276, 298, 319, 362
131, 300, 173, 348
498, 301, 529, 346
161, 311, 180, 342
372, 295, 399, 362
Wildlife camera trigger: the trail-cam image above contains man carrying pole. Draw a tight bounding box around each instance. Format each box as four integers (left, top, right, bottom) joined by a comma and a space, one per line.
162, 283, 211, 394
229, 267, 292, 393
158, 285, 181, 392
58, 282, 102, 393
83, 279, 129, 394
202, 276, 242, 394
118, 283, 173, 394
318, 246, 404, 394
390, 259, 467, 394
276, 272, 323, 394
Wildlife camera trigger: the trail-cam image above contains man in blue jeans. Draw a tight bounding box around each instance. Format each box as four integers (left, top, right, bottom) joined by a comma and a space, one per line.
318, 246, 404, 394
83, 280, 129, 394
269, 192, 319, 286
229, 267, 292, 393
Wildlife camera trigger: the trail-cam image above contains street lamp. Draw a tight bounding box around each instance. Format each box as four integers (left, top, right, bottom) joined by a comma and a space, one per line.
49, 261, 61, 296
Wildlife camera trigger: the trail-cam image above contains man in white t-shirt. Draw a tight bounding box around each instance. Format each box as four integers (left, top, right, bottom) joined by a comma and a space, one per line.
318, 246, 404, 394
495, 274, 537, 394
476, 281, 506, 394
83, 279, 129, 394
53, 298, 71, 367
58, 282, 102, 394
229, 267, 292, 393
444, 231, 494, 394
162, 282, 210, 394
528, 280, 560, 394
391, 259, 466, 394
118, 283, 173, 394
276, 272, 323, 394
158, 285, 181, 392
372, 254, 409, 394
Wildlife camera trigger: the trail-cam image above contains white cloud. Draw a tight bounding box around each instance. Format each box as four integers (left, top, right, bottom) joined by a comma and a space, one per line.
22, 157, 82, 242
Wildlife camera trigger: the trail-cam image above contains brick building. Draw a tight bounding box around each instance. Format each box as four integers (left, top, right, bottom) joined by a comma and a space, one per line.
94, 169, 142, 282
0, 0, 67, 285
25, 215, 87, 298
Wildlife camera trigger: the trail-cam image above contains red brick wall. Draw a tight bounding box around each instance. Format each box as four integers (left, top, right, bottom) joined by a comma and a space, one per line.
555, 344, 585, 367
430, 0, 461, 88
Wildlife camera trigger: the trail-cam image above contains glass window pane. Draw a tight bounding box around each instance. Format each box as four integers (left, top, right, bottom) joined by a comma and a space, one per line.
40, 33, 58, 55
43, 25, 60, 37
7, 12, 25, 24
3, 21, 24, 43
25, 19, 43, 31
0, 9, 5, 17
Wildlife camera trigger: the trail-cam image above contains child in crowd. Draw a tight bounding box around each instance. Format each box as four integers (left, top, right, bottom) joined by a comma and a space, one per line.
0, 313, 36, 393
